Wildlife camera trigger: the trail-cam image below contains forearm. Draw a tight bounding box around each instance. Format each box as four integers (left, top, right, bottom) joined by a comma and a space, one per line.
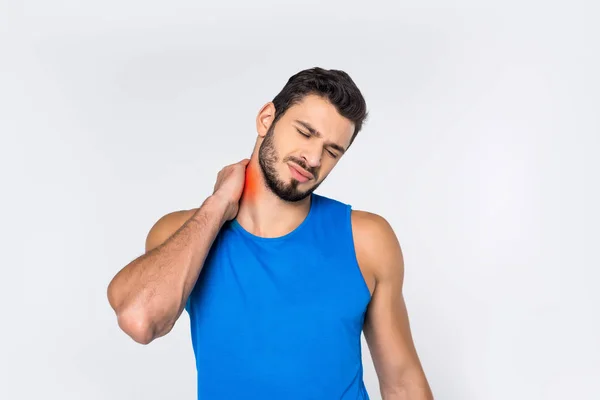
107, 195, 228, 343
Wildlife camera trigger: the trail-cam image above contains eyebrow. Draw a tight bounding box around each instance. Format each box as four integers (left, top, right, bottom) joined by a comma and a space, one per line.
293, 119, 347, 154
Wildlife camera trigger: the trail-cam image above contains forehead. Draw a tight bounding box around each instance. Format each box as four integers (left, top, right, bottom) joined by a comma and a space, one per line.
283, 94, 355, 146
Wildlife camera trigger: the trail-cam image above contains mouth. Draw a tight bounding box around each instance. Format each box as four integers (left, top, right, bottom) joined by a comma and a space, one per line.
288, 162, 314, 183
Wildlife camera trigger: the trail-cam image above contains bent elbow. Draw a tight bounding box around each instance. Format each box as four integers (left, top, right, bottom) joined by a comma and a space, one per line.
116, 309, 155, 345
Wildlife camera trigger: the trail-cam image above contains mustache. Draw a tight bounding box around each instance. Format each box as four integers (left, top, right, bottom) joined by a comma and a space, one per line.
285, 156, 318, 178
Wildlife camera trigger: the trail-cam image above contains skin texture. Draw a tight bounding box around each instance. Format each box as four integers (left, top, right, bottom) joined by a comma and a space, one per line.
110, 94, 433, 399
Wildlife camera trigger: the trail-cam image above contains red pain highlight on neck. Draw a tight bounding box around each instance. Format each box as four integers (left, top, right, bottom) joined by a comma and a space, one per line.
243, 161, 260, 201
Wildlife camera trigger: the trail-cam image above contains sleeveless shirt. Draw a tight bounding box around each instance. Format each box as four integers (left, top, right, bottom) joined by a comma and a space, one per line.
185, 193, 372, 399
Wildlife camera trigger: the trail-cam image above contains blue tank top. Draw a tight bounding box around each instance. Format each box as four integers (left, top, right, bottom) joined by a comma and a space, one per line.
185, 193, 372, 399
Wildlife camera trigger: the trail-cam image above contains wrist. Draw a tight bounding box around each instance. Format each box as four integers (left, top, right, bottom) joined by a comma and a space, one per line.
203, 194, 233, 223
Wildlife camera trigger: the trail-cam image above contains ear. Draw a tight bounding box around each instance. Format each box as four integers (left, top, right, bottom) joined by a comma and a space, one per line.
256, 102, 276, 138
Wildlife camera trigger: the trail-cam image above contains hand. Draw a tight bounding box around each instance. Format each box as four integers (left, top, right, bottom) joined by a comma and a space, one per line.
211, 158, 250, 221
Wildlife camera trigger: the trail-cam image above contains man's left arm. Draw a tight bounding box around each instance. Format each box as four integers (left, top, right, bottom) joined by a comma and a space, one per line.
352, 210, 434, 400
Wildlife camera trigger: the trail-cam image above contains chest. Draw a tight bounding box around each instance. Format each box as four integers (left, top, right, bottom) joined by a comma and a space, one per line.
189, 237, 370, 334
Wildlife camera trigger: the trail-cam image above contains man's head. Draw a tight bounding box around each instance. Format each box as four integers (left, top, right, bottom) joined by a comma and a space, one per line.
255, 67, 368, 202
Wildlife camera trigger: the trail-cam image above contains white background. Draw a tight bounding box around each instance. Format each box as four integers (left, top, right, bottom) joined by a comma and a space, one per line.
1, 1, 598, 399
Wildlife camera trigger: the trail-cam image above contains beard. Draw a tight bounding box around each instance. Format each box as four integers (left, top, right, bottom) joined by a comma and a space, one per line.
258, 123, 322, 202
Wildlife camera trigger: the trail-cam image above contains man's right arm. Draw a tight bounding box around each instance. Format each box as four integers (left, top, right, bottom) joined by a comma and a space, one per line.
106, 194, 229, 345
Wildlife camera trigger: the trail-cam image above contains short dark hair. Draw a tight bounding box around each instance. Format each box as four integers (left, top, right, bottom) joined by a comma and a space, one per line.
271, 67, 368, 147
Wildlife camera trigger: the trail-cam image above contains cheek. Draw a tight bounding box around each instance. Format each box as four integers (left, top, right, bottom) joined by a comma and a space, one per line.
322, 157, 338, 170
317, 164, 335, 181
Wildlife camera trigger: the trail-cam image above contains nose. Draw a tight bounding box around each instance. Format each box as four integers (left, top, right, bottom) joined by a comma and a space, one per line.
300, 145, 322, 169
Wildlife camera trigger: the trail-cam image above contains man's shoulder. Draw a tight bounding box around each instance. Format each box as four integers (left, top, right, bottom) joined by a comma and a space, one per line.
152, 208, 198, 229
145, 208, 198, 252
350, 209, 403, 281
312, 193, 394, 238
350, 210, 398, 251
350, 209, 388, 227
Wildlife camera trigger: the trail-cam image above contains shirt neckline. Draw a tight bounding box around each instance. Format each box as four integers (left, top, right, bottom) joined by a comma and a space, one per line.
229, 194, 318, 243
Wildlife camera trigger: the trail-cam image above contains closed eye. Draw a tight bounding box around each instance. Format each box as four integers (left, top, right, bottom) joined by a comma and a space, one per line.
296, 127, 339, 159
296, 128, 310, 138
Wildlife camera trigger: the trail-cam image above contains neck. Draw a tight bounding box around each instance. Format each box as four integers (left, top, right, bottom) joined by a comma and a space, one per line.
235, 154, 311, 238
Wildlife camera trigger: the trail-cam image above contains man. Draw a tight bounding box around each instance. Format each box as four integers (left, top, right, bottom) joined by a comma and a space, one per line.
107, 67, 433, 399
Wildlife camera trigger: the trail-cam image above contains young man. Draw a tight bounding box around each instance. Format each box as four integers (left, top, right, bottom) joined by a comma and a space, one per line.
107, 67, 433, 399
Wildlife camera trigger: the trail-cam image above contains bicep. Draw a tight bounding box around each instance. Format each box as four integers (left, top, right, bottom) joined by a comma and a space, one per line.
364, 276, 421, 381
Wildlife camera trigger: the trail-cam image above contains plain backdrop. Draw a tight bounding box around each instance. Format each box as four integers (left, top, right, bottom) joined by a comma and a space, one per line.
1, 1, 598, 399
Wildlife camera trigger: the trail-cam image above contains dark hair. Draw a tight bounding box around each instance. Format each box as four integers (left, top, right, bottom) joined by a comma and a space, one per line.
271, 67, 368, 147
